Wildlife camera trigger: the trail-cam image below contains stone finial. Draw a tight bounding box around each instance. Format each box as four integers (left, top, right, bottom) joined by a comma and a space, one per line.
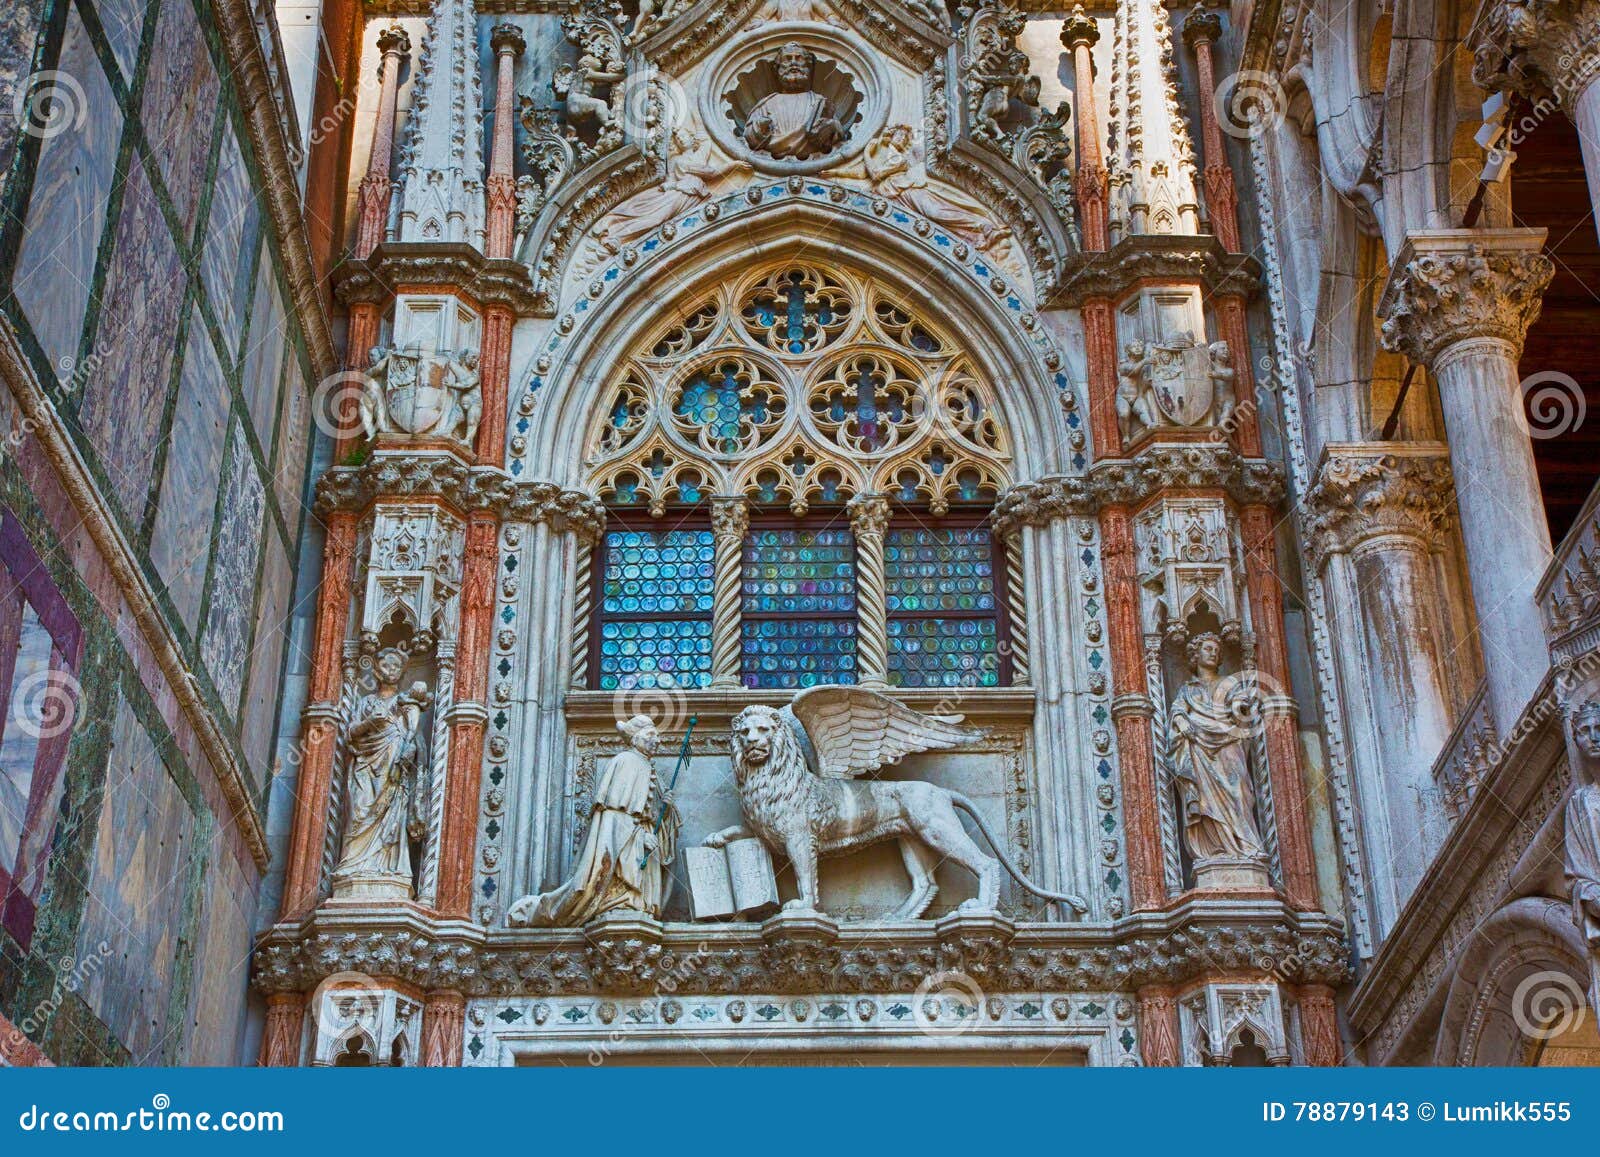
1181, 5, 1224, 49
1378, 229, 1554, 366
376, 24, 411, 58
1471, 0, 1600, 109
491, 22, 526, 57
1061, 3, 1101, 50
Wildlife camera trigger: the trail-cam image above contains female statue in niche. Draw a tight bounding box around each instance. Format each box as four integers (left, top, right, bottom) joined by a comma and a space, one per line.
506, 714, 681, 927
334, 647, 432, 895
1168, 632, 1268, 881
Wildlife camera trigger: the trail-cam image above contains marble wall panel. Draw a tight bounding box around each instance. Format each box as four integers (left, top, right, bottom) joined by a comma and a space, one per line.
271, 353, 309, 542
147, 322, 228, 632
200, 422, 265, 714
10, 7, 122, 376
140, 0, 218, 221
72, 696, 197, 1064
76, 156, 186, 523
200, 128, 260, 359
239, 527, 289, 788
240, 259, 285, 459
182, 839, 252, 1064
92, 0, 151, 80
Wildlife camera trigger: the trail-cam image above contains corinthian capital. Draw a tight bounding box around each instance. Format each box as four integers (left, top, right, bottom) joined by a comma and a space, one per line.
1471, 0, 1600, 107
847, 492, 891, 538
1304, 443, 1456, 567
1378, 229, 1553, 366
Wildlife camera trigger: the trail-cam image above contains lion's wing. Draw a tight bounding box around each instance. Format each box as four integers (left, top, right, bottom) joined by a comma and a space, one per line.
788, 685, 983, 779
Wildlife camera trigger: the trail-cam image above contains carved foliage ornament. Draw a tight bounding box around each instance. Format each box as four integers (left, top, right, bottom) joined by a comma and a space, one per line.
1379, 240, 1554, 366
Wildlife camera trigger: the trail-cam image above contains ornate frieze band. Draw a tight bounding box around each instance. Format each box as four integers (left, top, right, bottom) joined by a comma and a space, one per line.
313, 456, 605, 539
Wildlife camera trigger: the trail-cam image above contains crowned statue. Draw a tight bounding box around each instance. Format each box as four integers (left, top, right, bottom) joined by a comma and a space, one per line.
743, 43, 846, 160
506, 715, 681, 927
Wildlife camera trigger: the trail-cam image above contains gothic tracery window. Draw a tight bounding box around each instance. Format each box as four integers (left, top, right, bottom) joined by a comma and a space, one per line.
586, 262, 1015, 692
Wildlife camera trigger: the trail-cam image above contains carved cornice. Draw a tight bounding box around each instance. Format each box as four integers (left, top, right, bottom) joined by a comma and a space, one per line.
1378, 229, 1553, 367
314, 455, 605, 540
1047, 234, 1261, 307
1303, 443, 1456, 569
641, 0, 951, 73
1471, 0, 1600, 110
251, 902, 1350, 996
334, 242, 548, 314
993, 444, 1287, 537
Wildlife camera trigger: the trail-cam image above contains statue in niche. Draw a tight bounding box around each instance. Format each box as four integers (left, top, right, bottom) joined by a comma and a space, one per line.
1117, 335, 1235, 438
1564, 699, 1600, 1012
362, 346, 483, 450
706, 685, 1088, 919
831, 125, 1014, 261
333, 648, 432, 897
742, 43, 846, 160
588, 125, 750, 267
506, 715, 681, 927
1168, 633, 1269, 886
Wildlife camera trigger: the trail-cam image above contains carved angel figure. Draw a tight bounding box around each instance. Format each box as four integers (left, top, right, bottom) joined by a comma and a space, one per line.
333, 648, 431, 894
506, 715, 681, 927
705, 685, 1088, 919
589, 126, 749, 261
832, 125, 1013, 260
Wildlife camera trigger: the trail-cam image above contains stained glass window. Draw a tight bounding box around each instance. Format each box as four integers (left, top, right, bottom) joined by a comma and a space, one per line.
593, 525, 715, 690
884, 522, 1006, 688
740, 524, 858, 688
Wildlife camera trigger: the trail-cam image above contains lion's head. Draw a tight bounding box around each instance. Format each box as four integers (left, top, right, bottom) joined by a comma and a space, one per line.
730, 704, 798, 779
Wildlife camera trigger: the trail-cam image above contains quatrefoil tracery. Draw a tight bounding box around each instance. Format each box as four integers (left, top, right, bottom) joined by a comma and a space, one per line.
585, 262, 1012, 513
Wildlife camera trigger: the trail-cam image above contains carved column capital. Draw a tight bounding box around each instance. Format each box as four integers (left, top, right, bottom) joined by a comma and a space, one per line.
1181, 5, 1224, 48
376, 24, 412, 61
1379, 229, 1553, 366
490, 22, 526, 58
847, 491, 892, 538
1061, 2, 1101, 50
1304, 443, 1456, 567
711, 494, 751, 542
1472, 0, 1600, 109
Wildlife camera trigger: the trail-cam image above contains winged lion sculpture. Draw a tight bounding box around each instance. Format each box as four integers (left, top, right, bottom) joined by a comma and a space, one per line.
705, 685, 1089, 920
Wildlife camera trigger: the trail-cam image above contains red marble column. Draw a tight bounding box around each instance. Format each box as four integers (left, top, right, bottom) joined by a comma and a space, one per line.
1297, 983, 1341, 1066
334, 303, 383, 463
355, 26, 409, 260
1101, 506, 1166, 911
476, 306, 513, 467
1239, 504, 1319, 909
1083, 298, 1121, 458
421, 991, 466, 1067
1062, 4, 1109, 251
280, 512, 359, 919
1137, 985, 1180, 1066
258, 993, 304, 1066
1181, 8, 1240, 254
1214, 296, 1262, 457
484, 24, 525, 260
435, 514, 497, 919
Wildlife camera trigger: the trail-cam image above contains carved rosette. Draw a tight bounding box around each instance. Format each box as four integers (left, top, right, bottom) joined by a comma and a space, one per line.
1304, 446, 1456, 569
1471, 0, 1600, 109
1379, 234, 1554, 366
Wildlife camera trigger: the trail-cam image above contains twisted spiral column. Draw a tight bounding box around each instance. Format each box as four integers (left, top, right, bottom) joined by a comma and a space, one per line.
1003, 535, 1028, 684
849, 493, 891, 687
710, 497, 749, 688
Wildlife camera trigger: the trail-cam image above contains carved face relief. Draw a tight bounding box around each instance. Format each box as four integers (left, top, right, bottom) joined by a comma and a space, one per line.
732, 706, 780, 768
1574, 702, 1600, 761
633, 724, 663, 756
775, 44, 815, 91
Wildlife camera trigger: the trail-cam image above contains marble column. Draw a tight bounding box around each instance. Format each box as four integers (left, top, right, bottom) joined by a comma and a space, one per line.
710, 497, 749, 689
258, 993, 304, 1066
1307, 443, 1459, 931
1473, 0, 1600, 246
420, 991, 465, 1067
1061, 4, 1109, 251
355, 26, 409, 259
436, 514, 498, 919
1137, 984, 1180, 1066
1380, 228, 1554, 735
485, 24, 524, 260
1083, 298, 1121, 458
1101, 505, 1166, 910
849, 493, 891, 687
1181, 7, 1240, 254
279, 512, 358, 918
1297, 983, 1342, 1066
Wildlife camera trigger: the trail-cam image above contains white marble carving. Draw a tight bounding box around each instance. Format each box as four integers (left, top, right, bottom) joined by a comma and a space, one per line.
1116, 336, 1234, 440
362, 346, 482, 450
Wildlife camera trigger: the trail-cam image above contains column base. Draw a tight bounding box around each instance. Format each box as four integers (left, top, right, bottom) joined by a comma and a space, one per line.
1193, 858, 1271, 891
331, 871, 414, 902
